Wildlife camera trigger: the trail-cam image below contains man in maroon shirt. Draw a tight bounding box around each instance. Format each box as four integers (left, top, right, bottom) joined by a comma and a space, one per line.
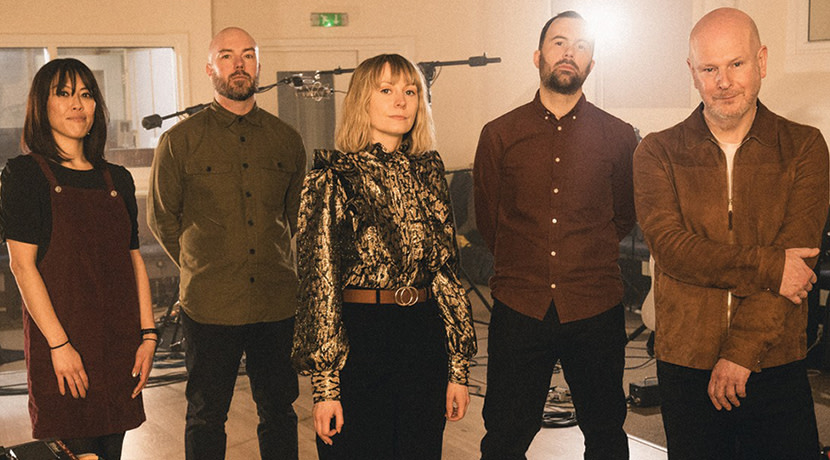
474, 11, 637, 460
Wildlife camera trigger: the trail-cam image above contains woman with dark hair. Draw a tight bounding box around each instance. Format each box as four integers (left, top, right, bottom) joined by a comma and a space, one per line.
0, 58, 155, 459
291, 53, 477, 460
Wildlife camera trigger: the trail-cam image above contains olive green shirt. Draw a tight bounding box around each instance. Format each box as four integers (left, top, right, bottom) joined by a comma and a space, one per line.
148, 101, 306, 325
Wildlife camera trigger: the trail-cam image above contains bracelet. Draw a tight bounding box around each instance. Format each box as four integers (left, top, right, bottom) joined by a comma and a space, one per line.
50, 339, 70, 350
140, 328, 159, 337
142, 337, 158, 343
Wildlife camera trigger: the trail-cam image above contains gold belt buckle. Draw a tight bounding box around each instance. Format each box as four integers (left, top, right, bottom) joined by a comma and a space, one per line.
394, 286, 419, 306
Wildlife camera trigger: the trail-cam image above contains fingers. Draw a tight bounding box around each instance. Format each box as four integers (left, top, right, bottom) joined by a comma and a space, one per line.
334, 407, 344, 434
445, 383, 470, 421
313, 401, 343, 446
57, 374, 66, 396
64, 373, 88, 399
707, 379, 724, 411
708, 359, 750, 411
132, 365, 150, 398
793, 247, 820, 258
131, 346, 155, 398
315, 418, 336, 445
78, 369, 89, 397
446, 394, 469, 421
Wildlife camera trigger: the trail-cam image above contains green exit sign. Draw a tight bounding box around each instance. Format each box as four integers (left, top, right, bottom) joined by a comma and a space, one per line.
311, 13, 349, 27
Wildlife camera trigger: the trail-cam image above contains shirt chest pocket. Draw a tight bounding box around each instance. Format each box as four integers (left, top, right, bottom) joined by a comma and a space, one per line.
184, 160, 238, 220
258, 158, 296, 210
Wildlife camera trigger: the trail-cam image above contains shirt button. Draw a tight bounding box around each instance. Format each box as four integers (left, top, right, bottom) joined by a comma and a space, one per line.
250, 277, 255, 283
553, 188, 559, 194
551, 283, 557, 289
240, 136, 246, 142
554, 157, 561, 163
551, 218, 558, 224
249, 249, 256, 254
572, 115, 577, 120
242, 163, 249, 168
550, 251, 556, 256
556, 126, 562, 131
248, 220, 254, 226
544, 115, 550, 120
245, 191, 252, 197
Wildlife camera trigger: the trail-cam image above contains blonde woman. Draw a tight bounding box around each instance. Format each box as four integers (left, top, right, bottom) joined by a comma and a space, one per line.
292, 54, 477, 459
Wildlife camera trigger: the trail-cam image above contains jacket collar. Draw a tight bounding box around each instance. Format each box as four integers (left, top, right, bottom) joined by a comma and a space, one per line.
209, 100, 264, 128
683, 100, 777, 150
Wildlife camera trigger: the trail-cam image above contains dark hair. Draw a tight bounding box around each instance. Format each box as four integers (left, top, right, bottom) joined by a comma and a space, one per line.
22, 58, 109, 166
538, 10, 587, 50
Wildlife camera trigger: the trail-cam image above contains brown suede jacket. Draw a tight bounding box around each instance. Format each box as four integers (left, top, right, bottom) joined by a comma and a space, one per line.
634, 102, 829, 372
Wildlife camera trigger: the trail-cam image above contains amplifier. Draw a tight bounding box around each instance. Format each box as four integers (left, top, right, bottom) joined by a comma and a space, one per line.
629, 379, 661, 407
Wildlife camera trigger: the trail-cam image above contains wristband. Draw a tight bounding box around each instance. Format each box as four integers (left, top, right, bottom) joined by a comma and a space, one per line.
140, 328, 159, 337
50, 339, 70, 350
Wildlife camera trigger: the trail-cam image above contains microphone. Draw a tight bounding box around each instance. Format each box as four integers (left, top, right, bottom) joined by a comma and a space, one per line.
468, 54, 501, 67
141, 103, 210, 130
141, 114, 163, 130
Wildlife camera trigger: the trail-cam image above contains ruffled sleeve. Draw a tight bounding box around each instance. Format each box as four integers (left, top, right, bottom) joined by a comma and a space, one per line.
291, 151, 352, 402
413, 151, 478, 384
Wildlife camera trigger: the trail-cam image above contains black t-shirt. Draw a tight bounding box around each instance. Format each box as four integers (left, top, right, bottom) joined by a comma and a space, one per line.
0, 154, 140, 264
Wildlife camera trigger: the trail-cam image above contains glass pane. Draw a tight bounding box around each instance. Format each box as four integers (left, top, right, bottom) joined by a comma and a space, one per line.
57, 47, 179, 151
0, 48, 49, 165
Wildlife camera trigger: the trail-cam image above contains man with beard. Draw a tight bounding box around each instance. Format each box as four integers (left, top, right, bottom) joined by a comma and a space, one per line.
474, 11, 637, 460
148, 27, 306, 460
634, 8, 825, 458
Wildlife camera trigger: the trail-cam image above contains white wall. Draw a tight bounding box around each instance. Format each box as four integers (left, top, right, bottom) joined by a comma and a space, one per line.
1, 0, 828, 168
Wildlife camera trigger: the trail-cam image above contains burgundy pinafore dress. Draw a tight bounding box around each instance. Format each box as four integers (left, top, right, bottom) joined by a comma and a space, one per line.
23, 154, 145, 439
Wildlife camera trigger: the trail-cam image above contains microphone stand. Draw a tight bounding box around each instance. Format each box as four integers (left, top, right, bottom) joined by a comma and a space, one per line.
141, 55, 501, 129
141, 77, 298, 130
315, 54, 501, 103
417, 54, 501, 103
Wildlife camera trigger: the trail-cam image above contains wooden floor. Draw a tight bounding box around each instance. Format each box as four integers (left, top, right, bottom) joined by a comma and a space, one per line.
0, 289, 669, 459
0, 366, 666, 459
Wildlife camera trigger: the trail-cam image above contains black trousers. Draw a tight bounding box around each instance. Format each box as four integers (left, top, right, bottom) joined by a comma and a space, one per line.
181, 312, 299, 460
658, 360, 820, 460
481, 299, 629, 460
317, 300, 448, 460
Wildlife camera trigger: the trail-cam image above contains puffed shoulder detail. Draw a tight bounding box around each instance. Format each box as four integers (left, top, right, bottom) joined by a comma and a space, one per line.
311, 149, 358, 173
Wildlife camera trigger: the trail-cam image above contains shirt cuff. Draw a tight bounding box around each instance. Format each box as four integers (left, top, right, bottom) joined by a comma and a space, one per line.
448, 353, 470, 385
311, 369, 341, 403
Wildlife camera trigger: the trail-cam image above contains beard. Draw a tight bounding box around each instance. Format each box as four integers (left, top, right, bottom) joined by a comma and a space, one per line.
539, 56, 589, 95
212, 70, 258, 101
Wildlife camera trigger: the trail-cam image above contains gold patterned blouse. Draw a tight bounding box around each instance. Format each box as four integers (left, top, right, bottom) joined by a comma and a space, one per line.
291, 144, 477, 402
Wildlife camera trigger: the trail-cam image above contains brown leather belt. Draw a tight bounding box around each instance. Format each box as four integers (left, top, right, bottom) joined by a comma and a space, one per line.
342, 287, 431, 306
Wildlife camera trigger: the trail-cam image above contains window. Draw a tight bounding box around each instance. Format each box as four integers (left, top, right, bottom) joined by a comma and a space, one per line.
57, 47, 178, 152
0, 48, 48, 165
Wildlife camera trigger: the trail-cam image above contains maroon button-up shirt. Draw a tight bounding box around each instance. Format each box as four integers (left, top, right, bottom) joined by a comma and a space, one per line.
474, 92, 637, 322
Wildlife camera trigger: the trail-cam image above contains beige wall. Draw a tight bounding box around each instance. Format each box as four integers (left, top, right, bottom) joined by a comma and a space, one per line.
0, 0, 214, 111
2, 0, 829, 168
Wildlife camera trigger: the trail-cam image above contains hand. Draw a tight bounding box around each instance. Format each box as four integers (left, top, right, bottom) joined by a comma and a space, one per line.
51, 343, 89, 399
707, 358, 751, 411
445, 382, 470, 421
313, 400, 344, 445
779, 248, 819, 305
131, 338, 157, 398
